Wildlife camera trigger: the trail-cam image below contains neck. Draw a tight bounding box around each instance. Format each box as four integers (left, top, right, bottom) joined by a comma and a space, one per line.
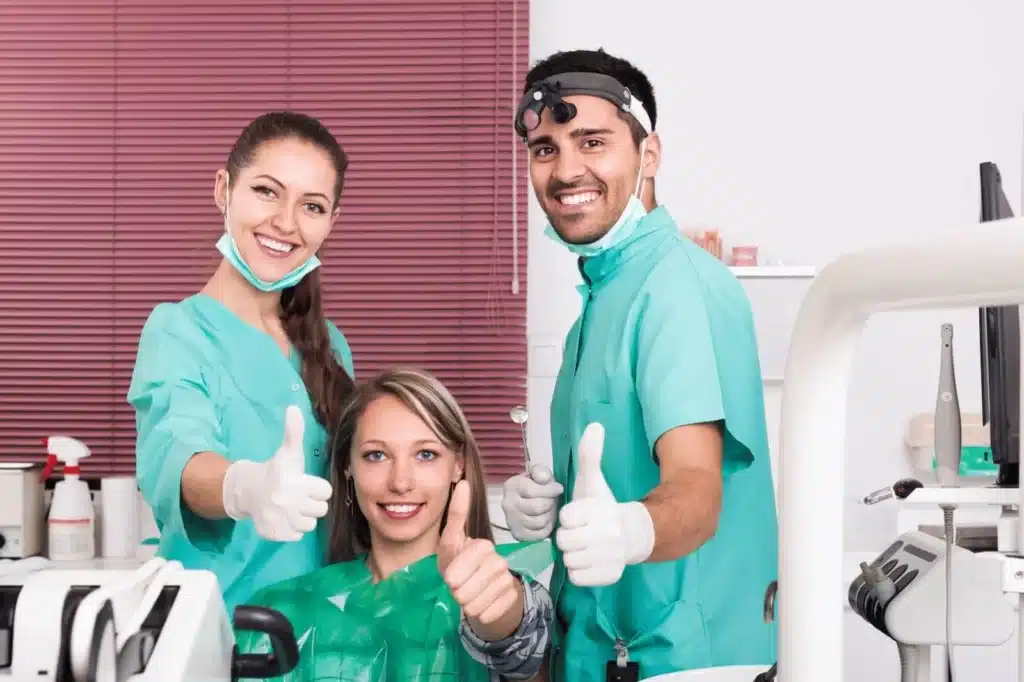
641, 181, 658, 212
366, 528, 441, 583
202, 260, 282, 329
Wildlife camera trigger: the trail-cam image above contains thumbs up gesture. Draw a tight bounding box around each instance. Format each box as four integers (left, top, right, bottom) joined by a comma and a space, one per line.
555, 423, 655, 587
438, 481, 524, 639
222, 405, 334, 542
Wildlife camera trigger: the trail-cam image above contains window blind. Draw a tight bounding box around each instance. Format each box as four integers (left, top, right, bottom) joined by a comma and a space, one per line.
0, 0, 529, 482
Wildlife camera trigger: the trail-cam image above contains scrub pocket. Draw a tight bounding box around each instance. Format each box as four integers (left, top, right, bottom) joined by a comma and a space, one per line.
630, 598, 714, 674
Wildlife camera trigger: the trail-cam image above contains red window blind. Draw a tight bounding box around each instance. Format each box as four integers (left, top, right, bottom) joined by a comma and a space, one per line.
0, 1, 529, 483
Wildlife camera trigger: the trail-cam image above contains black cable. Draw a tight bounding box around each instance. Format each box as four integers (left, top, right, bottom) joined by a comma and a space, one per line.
753, 662, 776, 682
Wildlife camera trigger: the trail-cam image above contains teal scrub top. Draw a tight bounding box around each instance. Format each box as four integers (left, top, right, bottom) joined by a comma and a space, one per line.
549, 207, 778, 682
127, 293, 355, 615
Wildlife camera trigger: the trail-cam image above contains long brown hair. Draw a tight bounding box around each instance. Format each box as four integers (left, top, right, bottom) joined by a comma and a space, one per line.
326, 368, 494, 564
224, 111, 354, 428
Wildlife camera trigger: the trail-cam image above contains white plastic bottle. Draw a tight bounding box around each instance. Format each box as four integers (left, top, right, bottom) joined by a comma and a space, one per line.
43, 436, 96, 561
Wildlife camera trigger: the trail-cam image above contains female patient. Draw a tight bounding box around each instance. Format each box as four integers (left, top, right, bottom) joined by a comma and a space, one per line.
236, 368, 553, 681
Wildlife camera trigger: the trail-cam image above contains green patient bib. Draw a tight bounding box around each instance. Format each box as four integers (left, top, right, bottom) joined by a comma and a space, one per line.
234, 541, 556, 682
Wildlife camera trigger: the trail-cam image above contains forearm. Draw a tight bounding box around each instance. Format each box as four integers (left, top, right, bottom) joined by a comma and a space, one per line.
467, 577, 525, 642
461, 575, 553, 680
642, 469, 721, 562
180, 451, 232, 519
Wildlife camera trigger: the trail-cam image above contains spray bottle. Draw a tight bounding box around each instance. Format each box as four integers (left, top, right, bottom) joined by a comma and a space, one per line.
42, 435, 96, 560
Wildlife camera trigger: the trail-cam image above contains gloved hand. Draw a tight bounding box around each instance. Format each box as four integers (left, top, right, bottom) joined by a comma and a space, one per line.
555, 422, 655, 587
501, 463, 563, 541
222, 405, 333, 542
439, 480, 522, 630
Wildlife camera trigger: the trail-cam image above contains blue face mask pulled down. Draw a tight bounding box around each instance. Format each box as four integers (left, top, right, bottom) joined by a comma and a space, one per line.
543, 139, 649, 258
216, 179, 322, 292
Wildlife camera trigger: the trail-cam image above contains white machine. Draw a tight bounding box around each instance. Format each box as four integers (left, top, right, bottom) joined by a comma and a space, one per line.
848, 529, 1015, 681
0, 557, 299, 681
777, 214, 1024, 682
642, 215, 1024, 682
0, 464, 44, 559
841, 313, 1019, 681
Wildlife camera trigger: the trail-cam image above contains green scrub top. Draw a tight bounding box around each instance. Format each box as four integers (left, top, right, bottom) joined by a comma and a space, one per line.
127, 293, 355, 615
548, 207, 778, 682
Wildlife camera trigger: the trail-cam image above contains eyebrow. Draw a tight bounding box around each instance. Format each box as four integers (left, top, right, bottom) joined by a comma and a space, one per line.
252, 173, 331, 204
360, 438, 443, 449
253, 173, 284, 188
527, 127, 616, 148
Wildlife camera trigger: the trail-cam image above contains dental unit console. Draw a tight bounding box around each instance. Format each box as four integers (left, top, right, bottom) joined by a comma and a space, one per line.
848, 531, 1015, 681
774, 159, 1024, 682
842, 322, 1017, 682
0, 557, 299, 681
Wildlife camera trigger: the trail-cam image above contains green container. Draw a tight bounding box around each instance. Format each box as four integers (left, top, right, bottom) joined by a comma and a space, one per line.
930, 445, 998, 476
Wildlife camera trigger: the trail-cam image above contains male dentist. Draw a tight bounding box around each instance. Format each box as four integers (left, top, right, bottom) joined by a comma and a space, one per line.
501, 49, 779, 682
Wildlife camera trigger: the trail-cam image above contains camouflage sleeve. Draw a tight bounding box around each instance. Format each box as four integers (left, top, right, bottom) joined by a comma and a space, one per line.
459, 572, 553, 680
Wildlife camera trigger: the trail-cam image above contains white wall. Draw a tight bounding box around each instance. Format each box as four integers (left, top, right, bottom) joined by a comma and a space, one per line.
524, 0, 1024, 678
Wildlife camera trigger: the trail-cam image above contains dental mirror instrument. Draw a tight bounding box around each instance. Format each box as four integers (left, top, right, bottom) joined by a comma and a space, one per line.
486, 406, 533, 533
509, 405, 532, 470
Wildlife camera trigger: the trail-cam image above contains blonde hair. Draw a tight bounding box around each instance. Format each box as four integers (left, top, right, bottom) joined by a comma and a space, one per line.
326, 367, 494, 563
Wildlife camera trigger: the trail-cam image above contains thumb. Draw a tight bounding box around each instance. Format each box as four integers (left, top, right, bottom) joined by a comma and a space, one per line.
441, 480, 471, 548
573, 422, 607, 499
529, 463, 554, 485
276, 405, 306, 469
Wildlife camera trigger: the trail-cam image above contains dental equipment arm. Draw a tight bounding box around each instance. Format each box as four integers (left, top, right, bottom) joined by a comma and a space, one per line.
777, 215, 1024, 682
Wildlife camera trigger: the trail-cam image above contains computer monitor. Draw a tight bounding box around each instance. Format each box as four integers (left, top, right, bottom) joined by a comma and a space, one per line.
978, 161, 1019, 487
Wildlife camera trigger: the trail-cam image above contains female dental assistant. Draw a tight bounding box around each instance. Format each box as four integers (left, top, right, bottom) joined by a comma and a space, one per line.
127, 111, 356, 614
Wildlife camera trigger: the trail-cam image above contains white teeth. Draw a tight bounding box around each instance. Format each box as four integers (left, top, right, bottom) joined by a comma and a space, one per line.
256, 235, 295, 253
558, 191, 599, 206
383, 504, 419, 514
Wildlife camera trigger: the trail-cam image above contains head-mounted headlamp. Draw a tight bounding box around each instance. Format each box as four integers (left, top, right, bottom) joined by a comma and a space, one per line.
513, 71, 653, 140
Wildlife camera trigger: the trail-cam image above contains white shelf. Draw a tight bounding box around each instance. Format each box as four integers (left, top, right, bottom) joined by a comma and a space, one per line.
729, 265, 817, 279
902, 485, 1020, 507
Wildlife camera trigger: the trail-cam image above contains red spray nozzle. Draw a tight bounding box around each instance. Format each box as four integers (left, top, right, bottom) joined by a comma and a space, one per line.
40, 436, 88, 481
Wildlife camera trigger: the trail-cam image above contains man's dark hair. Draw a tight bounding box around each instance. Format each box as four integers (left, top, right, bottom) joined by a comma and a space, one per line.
523, 48, 656, 148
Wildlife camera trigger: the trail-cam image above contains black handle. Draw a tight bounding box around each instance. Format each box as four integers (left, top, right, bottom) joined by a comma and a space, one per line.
231, 605, 300, 680
892, 477, 924, 499
753, 662, 777, 682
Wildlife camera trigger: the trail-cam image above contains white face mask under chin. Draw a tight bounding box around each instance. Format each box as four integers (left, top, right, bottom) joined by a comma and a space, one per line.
543, 138, 650, 258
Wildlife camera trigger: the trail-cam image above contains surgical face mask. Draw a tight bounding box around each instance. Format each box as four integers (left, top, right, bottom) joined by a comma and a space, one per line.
216, 175, 322, 292
543, 139, 649, 258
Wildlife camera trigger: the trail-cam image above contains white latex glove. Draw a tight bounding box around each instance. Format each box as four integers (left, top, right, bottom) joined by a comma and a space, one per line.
555, 422, 655, 587
222, 405, 333, 542
500, 463, 564, 541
